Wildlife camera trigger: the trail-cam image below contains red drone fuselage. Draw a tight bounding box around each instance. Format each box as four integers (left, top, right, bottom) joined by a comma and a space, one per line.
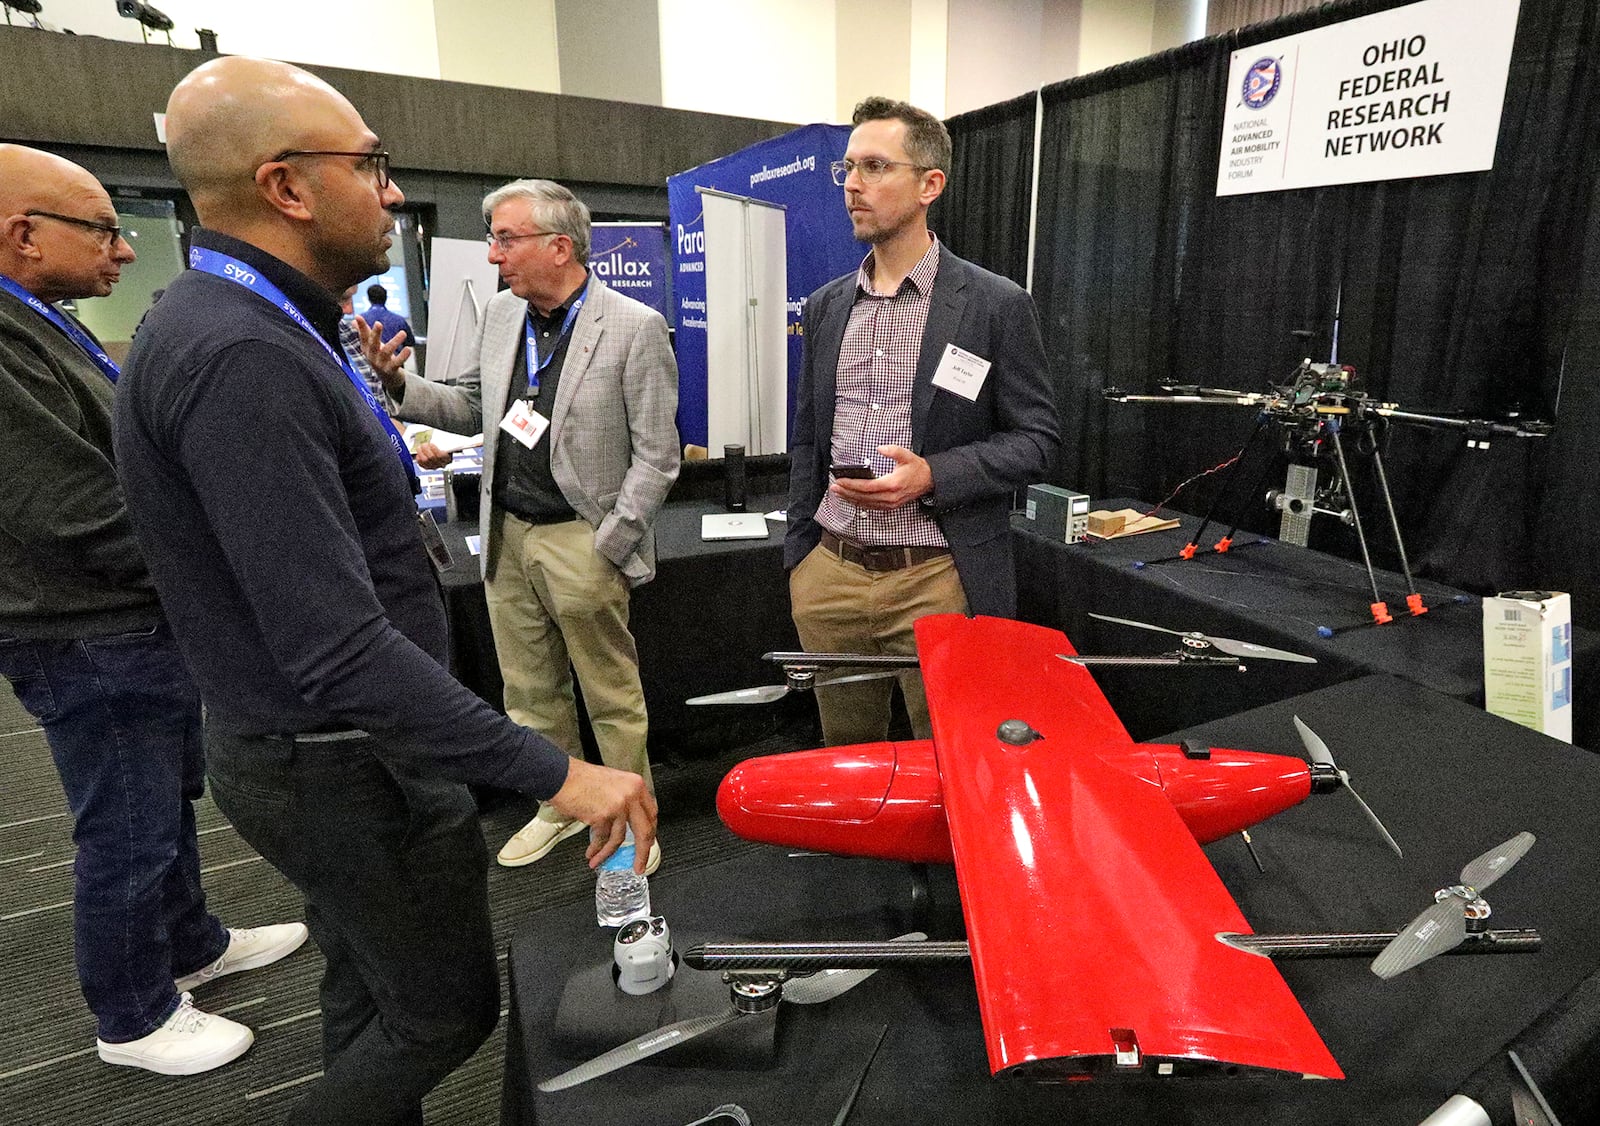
714, 615, 1342, 1082
717, 734, 1313, 866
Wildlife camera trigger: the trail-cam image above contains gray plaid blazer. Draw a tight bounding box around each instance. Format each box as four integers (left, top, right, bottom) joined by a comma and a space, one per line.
395, 277, 680, 585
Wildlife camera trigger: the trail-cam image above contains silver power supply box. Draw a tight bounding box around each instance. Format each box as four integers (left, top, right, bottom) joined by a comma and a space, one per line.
1024, 485, 1091, 543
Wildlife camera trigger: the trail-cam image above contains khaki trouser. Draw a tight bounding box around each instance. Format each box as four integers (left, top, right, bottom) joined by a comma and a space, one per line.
485, 512, 653, 824
788, 542, 968, 747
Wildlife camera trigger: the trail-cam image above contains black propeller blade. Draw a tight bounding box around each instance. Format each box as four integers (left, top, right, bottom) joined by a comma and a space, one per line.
1292, 716, 1403, 858
538, 932, 926, 1092
1089, 612, 1318, 663
1371, 832, 1536, 979
687, 669, 901, 706
538, 1009, 743, 1092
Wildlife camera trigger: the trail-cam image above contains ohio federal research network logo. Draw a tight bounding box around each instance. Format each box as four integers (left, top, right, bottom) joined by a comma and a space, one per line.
1241, 56, 1283, 110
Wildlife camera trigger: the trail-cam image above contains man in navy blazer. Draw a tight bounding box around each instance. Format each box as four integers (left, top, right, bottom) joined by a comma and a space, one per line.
786, 97, 1059, 747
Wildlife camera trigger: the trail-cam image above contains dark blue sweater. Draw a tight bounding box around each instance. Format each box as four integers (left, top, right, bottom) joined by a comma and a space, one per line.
113, 229, 568, 799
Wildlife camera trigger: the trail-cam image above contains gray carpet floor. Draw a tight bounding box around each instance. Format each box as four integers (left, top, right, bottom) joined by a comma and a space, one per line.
0, 685, 800, 1125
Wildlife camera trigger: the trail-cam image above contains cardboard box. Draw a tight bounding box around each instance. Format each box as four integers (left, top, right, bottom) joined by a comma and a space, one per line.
1087, 510, 1126, 537
1483, 591, 1572, 742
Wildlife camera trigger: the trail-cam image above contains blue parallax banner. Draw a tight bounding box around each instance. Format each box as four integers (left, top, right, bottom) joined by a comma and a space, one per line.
590, 222, 669, 317
667, 123, 863, 448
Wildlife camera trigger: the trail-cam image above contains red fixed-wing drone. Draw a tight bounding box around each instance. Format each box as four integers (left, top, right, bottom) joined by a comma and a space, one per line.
540, 614, 1538, 1092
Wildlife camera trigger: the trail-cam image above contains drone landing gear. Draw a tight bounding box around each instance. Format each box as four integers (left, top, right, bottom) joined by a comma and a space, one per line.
1324, 419, 1424, 626
1140, 417, 1279, 568
907, 862, 934, 934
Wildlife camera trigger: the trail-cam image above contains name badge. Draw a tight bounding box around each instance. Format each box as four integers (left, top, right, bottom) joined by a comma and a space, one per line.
499, 399, 551, 449
932, 344, 992, 402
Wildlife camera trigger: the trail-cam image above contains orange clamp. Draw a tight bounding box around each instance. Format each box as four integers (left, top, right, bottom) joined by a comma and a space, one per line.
1406, 593, 1428, 616
1179, 543, 1197, 560
1213, 536, 1233, 554
1370, 601, 1393, 625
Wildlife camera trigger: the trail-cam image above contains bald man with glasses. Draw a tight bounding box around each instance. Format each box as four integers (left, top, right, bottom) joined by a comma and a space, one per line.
113, 59, 654, 1125
0, 143, 308, 1077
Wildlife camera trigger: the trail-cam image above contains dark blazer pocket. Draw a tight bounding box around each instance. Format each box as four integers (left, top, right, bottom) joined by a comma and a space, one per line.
937, 500, 1008, 547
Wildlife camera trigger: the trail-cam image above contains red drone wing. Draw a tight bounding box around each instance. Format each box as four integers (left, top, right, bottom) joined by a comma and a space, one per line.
915, 614, 1342, 1080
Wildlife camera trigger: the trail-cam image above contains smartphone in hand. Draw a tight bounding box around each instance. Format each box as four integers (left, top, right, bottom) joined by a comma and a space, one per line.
829, 463, 875, 480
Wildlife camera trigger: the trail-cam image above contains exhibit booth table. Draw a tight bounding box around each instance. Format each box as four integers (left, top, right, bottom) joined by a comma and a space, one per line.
502, 675, 1600, 1125
1012, 500, 1597, 748
436, 493, 798, 750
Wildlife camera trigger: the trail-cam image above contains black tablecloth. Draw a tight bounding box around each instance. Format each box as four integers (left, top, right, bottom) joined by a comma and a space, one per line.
1013, 498, 1597, 747
435, 495, 799, 750
502, 675, 1600, 1125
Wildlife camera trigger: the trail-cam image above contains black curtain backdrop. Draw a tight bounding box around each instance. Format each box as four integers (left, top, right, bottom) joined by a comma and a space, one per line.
1207, 0, 1337, 36
1021, 0, 1600, 621
932, 92, 1036, 287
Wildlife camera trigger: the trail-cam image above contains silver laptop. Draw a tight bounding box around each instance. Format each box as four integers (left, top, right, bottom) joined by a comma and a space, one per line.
701, 513, 771, 541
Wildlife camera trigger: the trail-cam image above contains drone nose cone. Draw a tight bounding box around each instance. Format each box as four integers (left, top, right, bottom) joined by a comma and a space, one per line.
719, 745, 895, 824
716, 742, 955, 864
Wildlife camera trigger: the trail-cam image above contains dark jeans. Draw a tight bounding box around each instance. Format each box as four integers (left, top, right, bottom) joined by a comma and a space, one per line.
204, 726, 499, 1126
0, 621, 229, 1041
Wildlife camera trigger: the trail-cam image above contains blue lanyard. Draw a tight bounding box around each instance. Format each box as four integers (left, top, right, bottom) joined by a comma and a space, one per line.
0, 273, 121, 383
187, 247, 418, 493
522, 279, 588, 396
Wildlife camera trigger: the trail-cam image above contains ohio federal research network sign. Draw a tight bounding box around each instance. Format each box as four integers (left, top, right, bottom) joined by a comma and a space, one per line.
1216, 0, 1519, 197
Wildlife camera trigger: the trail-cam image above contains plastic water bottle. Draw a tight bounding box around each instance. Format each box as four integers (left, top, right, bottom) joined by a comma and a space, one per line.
595, 828, 650, 927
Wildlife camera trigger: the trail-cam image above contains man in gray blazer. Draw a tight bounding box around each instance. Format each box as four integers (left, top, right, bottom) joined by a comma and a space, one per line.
369, 179, 679, 870
786, 98, 1059, 748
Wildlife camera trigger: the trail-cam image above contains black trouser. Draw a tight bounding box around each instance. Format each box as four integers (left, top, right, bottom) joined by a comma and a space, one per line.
205, 726, 498, 1125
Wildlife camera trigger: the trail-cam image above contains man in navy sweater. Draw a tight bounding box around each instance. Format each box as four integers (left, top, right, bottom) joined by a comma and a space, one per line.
114, 58, 655, 1125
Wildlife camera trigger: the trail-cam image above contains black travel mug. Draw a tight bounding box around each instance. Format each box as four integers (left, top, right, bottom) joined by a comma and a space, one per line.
724, 444, 747, 512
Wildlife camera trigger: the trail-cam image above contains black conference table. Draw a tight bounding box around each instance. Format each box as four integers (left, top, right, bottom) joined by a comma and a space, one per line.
1012, 499, 1597, 748
501, 675, 1600, 1125
434, 493, 799, 751
436, 488, 1594, 756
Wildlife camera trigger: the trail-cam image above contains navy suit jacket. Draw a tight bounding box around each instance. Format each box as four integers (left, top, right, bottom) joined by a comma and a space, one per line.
785, 245, 1060, 618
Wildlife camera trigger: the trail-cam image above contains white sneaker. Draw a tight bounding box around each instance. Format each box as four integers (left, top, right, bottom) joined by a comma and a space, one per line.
96, 993, 254, 1076
497, 816, 586, 867
175, 922, 310, 992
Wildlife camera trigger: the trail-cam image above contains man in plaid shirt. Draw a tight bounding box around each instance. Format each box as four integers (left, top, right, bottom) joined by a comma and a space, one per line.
786, 97, 1060, 746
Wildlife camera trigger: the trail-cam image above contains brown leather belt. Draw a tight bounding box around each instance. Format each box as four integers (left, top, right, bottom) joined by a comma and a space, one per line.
820, 530, 950, 573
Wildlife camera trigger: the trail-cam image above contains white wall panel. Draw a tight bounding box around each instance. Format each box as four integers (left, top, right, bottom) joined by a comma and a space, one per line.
658, 0, 836, 124
33, 0, 442, 79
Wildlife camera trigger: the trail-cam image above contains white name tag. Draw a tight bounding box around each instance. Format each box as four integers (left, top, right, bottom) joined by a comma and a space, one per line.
931, 344, 991, 402
498, 400, 550, 449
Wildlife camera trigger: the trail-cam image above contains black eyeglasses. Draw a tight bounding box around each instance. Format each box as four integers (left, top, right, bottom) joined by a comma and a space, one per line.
274, 149, 392, 189
830, 158, 930, 186
24, 210, 125, 246
485, 229, 561, 252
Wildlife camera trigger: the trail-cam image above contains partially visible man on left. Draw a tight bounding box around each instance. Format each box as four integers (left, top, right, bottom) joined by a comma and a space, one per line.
0, 143, 307, 1076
